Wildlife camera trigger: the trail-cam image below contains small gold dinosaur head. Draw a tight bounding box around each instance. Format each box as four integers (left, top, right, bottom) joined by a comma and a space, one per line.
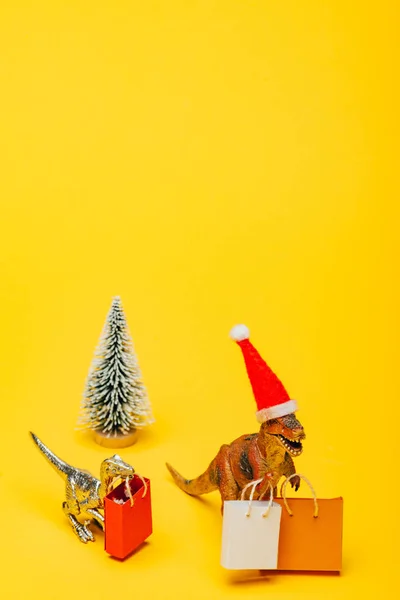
103, 454, 135, 480
261, 413, 306, 457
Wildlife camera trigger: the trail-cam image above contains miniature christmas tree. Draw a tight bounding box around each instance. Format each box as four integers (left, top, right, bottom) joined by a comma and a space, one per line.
78, 296, 154, 448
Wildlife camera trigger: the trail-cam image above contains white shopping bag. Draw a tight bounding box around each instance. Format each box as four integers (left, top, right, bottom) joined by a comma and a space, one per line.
221, 478, 282, 570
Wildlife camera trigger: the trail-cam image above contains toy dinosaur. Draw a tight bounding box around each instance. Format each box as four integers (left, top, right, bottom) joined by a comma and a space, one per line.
167, 324, 308, 511
166, 412, 305, 510
30, 432, 135, 543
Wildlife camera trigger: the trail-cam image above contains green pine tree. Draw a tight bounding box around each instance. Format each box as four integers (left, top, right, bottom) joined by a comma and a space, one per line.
78, 296, 154, 437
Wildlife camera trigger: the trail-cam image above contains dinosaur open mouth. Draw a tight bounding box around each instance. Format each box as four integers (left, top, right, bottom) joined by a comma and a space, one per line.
276, 434, 303, 456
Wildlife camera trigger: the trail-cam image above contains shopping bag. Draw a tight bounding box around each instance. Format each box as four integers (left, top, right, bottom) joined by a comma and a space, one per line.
104, 473, 152, 559
221, 479, 282, 570
274, 473, 343, 572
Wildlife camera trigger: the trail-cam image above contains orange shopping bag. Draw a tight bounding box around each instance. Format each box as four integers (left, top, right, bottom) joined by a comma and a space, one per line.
274, 474, 343, 572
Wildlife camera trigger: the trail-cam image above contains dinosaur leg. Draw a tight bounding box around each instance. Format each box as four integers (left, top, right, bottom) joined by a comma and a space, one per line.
62, 502, 94, 543
217, 445, 240, 513
86, 508, 105, 530
63, 477, 94, 543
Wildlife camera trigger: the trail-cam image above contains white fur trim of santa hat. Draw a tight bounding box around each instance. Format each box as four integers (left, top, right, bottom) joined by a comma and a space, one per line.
256, 399, 298, 422
229, 324, 250, 342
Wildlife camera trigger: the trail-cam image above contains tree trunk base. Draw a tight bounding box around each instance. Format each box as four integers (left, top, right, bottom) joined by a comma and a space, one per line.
93, 429, 138, 449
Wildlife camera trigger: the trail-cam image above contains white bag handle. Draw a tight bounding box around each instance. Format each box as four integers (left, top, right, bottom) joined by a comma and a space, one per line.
280, 473, 319, 518
240, 478, 275, 519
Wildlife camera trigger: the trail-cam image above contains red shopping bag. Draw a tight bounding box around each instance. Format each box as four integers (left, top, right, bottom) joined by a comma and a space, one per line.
274, 474, 343, 572
104, 474, 152, 559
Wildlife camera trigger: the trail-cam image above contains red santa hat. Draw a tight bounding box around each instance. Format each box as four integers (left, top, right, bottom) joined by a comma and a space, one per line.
230, 324, 298, 422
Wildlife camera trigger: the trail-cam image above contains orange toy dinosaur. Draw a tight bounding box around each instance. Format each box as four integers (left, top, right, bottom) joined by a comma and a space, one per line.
166, 412, 304, 509
167, 325, 305, 509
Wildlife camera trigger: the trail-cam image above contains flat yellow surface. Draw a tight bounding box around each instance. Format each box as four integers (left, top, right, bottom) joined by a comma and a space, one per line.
0, 2, 398, 598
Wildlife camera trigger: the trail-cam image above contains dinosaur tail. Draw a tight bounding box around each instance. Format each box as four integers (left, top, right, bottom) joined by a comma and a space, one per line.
30, 432, 73, 480
166, 461, 218, 496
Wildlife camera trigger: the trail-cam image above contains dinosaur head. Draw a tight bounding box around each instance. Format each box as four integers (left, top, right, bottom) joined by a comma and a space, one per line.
261, 413, 305, 457
103, 454, 135, 480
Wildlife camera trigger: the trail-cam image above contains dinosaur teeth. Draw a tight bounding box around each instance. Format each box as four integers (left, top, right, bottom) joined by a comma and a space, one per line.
278, 434, 303, 456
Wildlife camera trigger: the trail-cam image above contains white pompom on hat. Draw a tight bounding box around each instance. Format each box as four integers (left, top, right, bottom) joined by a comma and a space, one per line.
229, 324, 250, 342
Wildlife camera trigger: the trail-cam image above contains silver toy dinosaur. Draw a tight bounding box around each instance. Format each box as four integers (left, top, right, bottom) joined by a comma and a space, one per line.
30, 432, 135, 543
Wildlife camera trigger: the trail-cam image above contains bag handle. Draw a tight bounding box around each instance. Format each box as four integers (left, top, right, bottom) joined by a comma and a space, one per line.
125, 473, 148, 506
280, 473, 319, 518
109, 473, 148, 507
240, 478, 274, 518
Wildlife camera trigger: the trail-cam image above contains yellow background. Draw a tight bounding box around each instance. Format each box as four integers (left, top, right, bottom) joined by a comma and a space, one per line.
0, 1, 398, 598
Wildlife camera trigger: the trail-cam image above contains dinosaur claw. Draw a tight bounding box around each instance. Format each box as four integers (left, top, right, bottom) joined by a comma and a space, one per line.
75, 522, 95, 543
84, 529, 94, 542
290, 475, 301, 492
